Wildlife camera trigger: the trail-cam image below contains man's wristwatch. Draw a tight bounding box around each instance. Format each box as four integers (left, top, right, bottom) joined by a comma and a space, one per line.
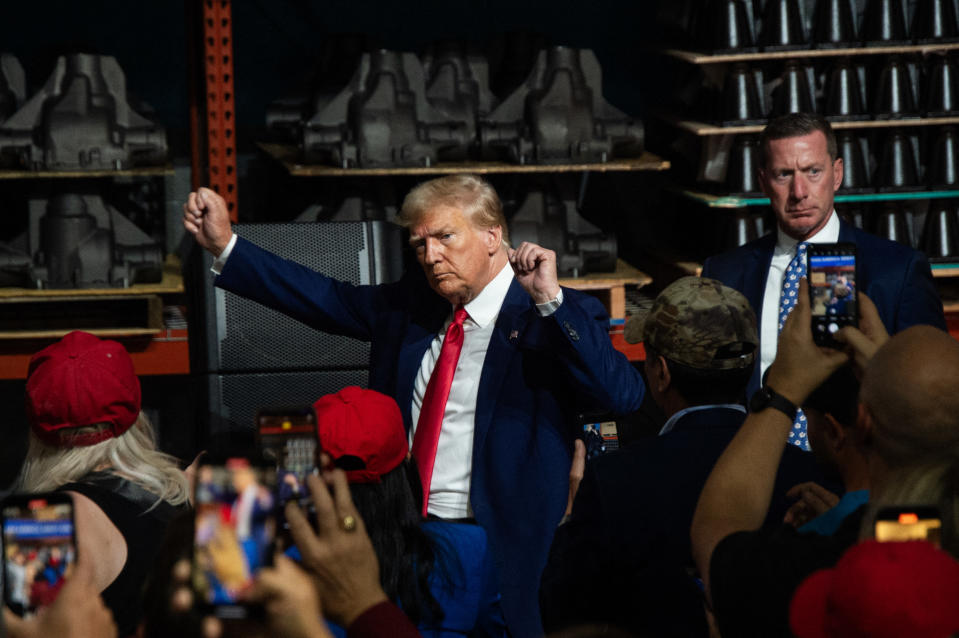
749, 385, 798, 421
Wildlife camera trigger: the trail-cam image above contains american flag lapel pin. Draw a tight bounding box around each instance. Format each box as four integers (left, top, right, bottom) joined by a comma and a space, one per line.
509, 329, 519, 342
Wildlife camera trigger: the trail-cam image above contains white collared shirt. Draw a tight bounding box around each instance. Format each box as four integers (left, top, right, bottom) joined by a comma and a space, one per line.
410, 261, 514, 519
760, 211, 840, 379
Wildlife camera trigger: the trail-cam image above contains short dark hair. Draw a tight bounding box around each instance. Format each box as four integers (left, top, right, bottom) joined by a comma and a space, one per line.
803, 365, 860, 428
759, 113, 838, 168
646, 345, 753, 407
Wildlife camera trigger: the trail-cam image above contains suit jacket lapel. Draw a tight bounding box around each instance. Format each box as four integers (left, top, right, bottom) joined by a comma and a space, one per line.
743, 233, 776, 315
473, 279, 531, 460
396, 292, 448, 434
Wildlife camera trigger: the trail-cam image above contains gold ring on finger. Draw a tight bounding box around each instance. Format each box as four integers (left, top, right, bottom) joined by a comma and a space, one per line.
341, 515, 357, 532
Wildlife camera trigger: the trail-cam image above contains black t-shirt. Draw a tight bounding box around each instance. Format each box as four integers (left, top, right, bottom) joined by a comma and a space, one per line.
708, 505, 867, 638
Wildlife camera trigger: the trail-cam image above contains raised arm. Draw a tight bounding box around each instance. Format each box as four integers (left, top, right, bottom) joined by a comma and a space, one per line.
690, 278, 849, 595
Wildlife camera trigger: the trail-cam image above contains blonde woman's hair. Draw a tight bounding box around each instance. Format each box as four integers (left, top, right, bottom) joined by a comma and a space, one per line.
860, 453, 959, 558
397, 174, 510, 246
18, 411, 189, 508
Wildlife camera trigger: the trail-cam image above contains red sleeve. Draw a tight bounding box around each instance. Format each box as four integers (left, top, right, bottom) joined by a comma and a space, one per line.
346, 601, 421, 638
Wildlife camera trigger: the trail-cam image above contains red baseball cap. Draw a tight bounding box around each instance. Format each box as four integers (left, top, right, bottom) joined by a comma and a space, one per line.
26, 331, 141, 447
790, 540, 959, 638
313, 386, 407, 484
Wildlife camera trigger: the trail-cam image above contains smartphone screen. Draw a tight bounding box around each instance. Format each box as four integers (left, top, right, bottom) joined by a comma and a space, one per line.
2, 493, 77, 618
808, 243, 858, 346
192, 458, 279, 618
582, 421, 619, 459
256, 406, 318, 504
874, 506, 942, 547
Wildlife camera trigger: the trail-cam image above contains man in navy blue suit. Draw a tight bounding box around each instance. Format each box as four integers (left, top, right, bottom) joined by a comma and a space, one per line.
183, 174, 645, 637
702, 113, 945, 445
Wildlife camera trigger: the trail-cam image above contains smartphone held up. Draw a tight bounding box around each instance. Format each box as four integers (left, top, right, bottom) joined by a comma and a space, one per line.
1, 492, 77, 618
807, 242, 859, 347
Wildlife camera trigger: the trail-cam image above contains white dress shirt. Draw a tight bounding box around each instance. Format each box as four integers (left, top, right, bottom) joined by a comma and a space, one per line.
759, 211, 840, 379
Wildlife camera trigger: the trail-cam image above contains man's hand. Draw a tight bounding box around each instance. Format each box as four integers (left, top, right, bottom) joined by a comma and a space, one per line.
564, 439, 587, 519
833, 291, 889, 376
765, 278, 849, 407
182, 186, 234, 257
286, 470, 387, 628
249, 554, 333, 638
509, 242, 561, 305
782, 482, 840, 528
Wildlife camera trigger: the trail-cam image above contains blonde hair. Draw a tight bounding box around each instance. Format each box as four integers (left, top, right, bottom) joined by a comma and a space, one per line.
397, 174, 510, 245
18, 411, 189, 508
860, 453, 959, 558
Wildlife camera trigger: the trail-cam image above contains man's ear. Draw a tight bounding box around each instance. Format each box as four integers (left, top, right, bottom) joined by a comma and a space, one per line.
854, 402, 875, 445
654, 355, 672, 394
823, 413, 846, 452
832, 157, 844, 192
486, 225, 503, 255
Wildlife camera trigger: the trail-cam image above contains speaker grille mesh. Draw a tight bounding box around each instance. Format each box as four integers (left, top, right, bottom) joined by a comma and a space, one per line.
210, 222, 400, 372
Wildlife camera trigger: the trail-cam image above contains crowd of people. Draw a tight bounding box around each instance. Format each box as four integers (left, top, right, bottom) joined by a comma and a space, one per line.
2, 111, 958, 637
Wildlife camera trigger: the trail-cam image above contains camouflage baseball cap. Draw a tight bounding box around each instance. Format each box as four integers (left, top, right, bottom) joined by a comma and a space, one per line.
633, 276, 758, 371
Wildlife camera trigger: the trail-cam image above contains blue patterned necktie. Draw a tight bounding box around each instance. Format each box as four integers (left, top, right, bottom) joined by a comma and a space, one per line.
778, 241, 810, 450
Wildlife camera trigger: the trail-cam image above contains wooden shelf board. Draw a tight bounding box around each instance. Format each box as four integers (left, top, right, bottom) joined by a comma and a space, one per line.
662, 114, 959, 136
257, 143, 670, 175
558, 259, 653, 288
0, 164, 174, 180
0, 254, 184, 297
662, 42, 959, 65
0, 327, 161, 340
932, 264, 959, 278
677, 187, 959, 208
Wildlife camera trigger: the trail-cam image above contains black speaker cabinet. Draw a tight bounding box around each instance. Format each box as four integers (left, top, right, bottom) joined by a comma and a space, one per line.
201, 369, 371, 454
190, 221, 404, 374
188, 221, 405, 451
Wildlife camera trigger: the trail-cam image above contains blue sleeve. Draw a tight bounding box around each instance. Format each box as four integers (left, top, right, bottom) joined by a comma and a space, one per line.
545, 289, 645, 415
214, 236, 387, 341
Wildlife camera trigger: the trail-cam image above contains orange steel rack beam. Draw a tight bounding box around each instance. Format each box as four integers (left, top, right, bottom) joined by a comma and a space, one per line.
202, 0, 238, 221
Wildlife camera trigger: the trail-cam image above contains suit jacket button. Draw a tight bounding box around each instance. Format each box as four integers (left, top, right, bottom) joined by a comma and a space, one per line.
564, 321, 579, 341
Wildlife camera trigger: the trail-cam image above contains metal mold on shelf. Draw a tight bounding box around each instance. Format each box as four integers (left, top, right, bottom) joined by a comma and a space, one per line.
811, 0, 860, 49
300, 49, 473, 168
705, 0, 758, 53
824, 60, 869, 121
421, 40, 497, 161
0, 54, 167, 171
861, 0, 911, 46
876, 129, 923, 191
725, 208, 769, 248
720, 64, 766, 125
505, 179, 616, 276
265, 34, 372, 144
922, 199, 959, 258
912, 0, 959, 44
0, 190, 163, 289
758, 0, 807, 51
925, 56, 959, 117
871, 201, 916, 247
0, 54, 25, 123
770, 61, 816, 115
837, 132, 873, 193
479, 47, 644, 165
725, 135, 764, 196
873, 56, 920, 119
928, 126, 959, 188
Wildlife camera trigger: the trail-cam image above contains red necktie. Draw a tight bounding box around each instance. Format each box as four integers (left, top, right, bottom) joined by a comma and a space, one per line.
411, 305, 468, 516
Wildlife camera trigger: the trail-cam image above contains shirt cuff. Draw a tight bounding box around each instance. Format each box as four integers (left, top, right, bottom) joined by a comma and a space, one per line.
536, 289, 564, 316
210, 233, 238, 275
